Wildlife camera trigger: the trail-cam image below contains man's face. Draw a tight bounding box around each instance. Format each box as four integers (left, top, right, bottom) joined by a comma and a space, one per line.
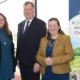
24, 4, 34, 20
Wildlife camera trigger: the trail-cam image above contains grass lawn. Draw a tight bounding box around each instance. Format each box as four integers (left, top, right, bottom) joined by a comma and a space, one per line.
70, 56, 80, 73
70, 56, 80, 68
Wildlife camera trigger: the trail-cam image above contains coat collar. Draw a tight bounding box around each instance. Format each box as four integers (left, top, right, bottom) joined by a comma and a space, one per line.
44, 34, 62, 55
52, 34, 62, 53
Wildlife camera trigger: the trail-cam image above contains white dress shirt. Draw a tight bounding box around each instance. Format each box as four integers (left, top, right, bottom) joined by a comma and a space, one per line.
23, 18, 33, 33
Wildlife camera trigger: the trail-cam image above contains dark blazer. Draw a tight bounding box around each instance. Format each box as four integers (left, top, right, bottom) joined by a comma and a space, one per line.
0, 34, 16, 72
16, 17, 46, 66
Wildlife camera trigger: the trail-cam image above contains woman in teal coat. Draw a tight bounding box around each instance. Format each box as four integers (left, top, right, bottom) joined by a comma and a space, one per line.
0, 13, 16, 80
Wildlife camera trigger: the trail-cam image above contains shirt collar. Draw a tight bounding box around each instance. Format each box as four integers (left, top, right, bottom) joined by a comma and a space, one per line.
26, 16, 34, 24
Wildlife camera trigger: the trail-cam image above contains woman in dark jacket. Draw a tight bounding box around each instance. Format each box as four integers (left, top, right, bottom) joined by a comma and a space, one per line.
0, 13, 16, 80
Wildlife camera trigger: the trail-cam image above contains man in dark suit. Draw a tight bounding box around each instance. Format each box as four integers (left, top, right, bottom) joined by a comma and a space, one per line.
16, 1, 46, 80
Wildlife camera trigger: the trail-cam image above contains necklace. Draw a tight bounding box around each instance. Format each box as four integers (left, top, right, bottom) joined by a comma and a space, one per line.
48, 40, 55, 46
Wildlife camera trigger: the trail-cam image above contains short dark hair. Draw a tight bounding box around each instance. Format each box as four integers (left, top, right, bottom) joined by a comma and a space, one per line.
47, 18, 64, 40
24, 1, 34, 8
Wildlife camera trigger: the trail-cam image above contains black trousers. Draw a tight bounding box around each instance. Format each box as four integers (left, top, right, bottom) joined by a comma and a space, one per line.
19, 62, 40, 80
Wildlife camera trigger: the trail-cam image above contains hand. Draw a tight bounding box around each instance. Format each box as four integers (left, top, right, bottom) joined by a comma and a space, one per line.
33, 63, 40, 73
45, 57, 52, 66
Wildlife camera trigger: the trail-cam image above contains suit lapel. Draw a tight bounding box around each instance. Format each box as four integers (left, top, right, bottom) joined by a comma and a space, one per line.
23, 17, 36, 34
52, 34, 61, 55
22, 21, 25, 32
20, 20, 26, 35
43, 38, 48, 56
42, 35, 61, 56
28, 17, 36, 28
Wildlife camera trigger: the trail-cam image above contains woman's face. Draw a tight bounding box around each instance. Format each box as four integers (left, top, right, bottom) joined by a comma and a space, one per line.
48, 20, 59, 36
0, 15, 5, 29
